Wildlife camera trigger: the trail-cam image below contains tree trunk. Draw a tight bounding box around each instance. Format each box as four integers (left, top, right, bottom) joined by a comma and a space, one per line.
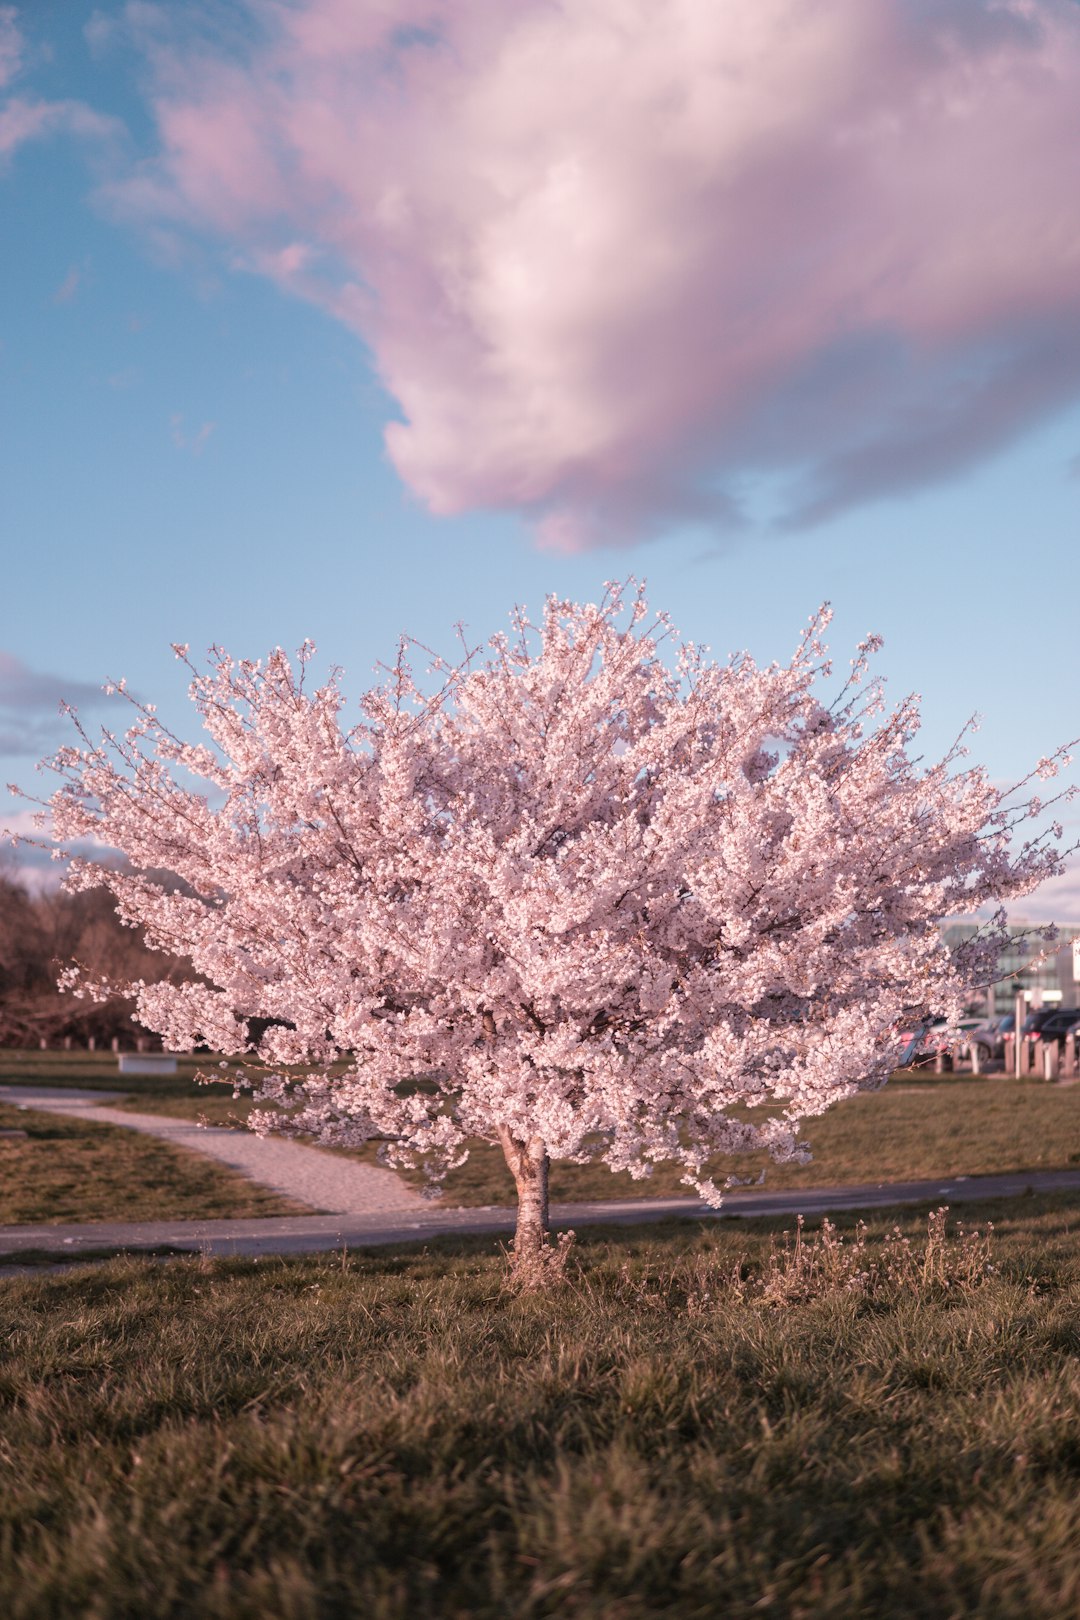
497, 1126, 550, 1279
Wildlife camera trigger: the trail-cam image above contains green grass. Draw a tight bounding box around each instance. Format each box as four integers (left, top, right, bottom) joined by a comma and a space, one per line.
1, 1198, 1080, 1618
6, 1051, 1080, 1211
0, 1048, 242, 1098
0, 1246, 193, 1270
74, 1068, 1080, 1206
0, 1101, 310, 1225
97, 1091, 263, 1122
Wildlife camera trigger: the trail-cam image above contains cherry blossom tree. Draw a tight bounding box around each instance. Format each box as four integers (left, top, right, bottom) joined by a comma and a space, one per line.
20, 584, 1073, 1277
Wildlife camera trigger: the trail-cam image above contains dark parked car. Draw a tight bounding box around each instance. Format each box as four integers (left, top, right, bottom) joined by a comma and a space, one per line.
1025, 1007, 1080, 1047
967, 1014, 1013, 1063
968, 1007, 1080, 1062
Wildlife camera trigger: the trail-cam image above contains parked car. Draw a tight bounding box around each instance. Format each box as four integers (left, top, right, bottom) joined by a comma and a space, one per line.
967, 1014, 1013, 1063
1024, 1007, 1080, 1047
967, 1007, 1080, 1063
899, 1016, 983, 1068
1022, 1008, 1064, 1038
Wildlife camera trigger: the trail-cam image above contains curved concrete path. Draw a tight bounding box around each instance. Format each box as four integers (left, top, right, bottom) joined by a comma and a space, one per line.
0, 1085, 427, 1216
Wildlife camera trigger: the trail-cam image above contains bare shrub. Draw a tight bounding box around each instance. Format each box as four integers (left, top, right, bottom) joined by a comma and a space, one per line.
620, 1208, 995, 1315
506, 1228, 578, 1292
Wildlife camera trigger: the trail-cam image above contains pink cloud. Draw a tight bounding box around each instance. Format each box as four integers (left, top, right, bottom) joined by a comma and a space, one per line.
0, 95, 118, 160
0, 95, 51, 156
0, 6, 19, 91
112, 0, 1080, 545
52, 265, 80, 304
0, 6, 120, 162
169, 413, 216, 453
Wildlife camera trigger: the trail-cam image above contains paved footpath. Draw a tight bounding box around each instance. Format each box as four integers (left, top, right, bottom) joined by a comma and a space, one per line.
0, 1085, 426, 1216
2, 1161, 1080, 1264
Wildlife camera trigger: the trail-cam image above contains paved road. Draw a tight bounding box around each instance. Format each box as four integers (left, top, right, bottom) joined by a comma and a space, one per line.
0, 1085, 426, 1216
2, 1167, 1079, 1263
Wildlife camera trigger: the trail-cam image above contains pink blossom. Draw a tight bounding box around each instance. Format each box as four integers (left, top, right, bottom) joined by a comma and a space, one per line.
31, 585, 1071, 1265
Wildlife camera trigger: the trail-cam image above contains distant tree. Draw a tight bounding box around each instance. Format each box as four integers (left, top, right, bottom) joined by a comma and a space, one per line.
0, 864, 189, 1048
0, 871, 49, 1044
26, 585, 1072, 1279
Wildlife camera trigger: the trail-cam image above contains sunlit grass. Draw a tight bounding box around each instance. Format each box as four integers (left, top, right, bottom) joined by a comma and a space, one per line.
1, 1197, 1079, 1617
0, 1101, 309, 1225
105, 1074, 1080, 1209
6, 1052, 1080, 1212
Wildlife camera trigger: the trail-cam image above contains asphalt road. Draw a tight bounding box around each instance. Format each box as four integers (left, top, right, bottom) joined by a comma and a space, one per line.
3, 1167, 1079, 1263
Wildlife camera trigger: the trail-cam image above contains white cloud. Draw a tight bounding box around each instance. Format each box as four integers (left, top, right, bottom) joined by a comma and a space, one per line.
109, 0, 1080, 547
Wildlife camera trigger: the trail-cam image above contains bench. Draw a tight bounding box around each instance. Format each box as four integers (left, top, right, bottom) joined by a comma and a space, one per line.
117, 1053, 179, 1076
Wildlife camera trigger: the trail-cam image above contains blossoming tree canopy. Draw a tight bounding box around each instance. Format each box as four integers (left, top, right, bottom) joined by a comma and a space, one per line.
30, 584, 1072, 1269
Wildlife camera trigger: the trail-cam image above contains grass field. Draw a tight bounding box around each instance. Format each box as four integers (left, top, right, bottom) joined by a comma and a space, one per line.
408, 1073, 1080, 1205
104, 1077, 1080, 1208
0, 1100, 308, 1225
3, 1050, 1079, 1209
2, 1197, 1080, 1618
0, 1048, 238, 1096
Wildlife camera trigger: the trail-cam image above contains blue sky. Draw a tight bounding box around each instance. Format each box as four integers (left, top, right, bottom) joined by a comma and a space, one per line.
3, 1, 1079, 914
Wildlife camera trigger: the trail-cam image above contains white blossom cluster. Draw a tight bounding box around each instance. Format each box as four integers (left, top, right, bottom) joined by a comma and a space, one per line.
31, 584, 1072, 1200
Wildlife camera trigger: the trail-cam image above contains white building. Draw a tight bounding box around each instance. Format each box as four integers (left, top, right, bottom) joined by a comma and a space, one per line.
942, 920, 1080, 1016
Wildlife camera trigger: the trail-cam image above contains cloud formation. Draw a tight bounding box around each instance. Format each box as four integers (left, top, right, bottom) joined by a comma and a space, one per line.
169, 413, 216, 454
0, 5, 119, 163
52, 265, 80, 304
1012, 858, 1080, 926
115, 0, 1080, 546
0, 651, 110, 758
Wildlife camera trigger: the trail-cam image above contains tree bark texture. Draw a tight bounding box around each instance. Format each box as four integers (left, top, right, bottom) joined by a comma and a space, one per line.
497, 1126, 550, 1273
